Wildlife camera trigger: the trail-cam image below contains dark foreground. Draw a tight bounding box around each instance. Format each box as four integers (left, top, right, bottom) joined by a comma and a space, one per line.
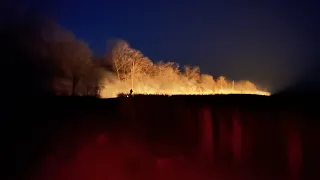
2, 94, 320, 180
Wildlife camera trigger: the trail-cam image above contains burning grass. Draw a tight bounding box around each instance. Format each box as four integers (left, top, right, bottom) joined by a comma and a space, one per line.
99, 40, 270, 98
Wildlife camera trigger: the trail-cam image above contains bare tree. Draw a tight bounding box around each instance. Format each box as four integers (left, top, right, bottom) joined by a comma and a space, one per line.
50, 37, 93, 95
65, 40, 93, 95
130, 56, 153, 79
154, 61, 180, 81
155, 61, 179, 75
106, 39, 153, 89
105, 39, 131, 81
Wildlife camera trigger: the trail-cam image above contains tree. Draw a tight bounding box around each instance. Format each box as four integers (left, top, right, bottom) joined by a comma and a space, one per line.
154, 61, 180, 81
42, 23, 95, 96
130, 55, 153, 80
105, 39, 131, 81
0, 12, 59, 96
62, 40, 93, 95
79, 65, 105, 96
0, 9, 104, 97
106, 39, 153, 89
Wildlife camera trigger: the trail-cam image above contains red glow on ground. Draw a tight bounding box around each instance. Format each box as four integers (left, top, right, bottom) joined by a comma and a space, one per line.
232, 111, 242, 162
33, 107, 307, 180
287, 122, 302, 180
198, 106, 214, 161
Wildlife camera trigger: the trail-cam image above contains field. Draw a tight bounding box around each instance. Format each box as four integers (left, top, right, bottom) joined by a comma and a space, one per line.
3, 94, 320, 180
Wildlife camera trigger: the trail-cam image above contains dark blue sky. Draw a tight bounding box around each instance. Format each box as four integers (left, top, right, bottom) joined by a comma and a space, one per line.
15, 0, 320, 92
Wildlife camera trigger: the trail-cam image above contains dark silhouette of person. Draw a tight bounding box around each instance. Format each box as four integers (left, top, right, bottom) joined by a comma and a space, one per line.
130, 89, 133, 96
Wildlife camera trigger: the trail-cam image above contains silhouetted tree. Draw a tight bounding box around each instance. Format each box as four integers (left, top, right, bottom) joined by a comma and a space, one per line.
105, 39, 130, 80
0, 11, 57, 97
79, 65, 105, 96
1, 9, 104, 97
60, 40, 93, 95
105, 39, 153, 90
153, 61, 180, 81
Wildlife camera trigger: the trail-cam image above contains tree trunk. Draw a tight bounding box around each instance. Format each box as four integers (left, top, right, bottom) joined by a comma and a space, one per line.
131, 60, 134, 90
72, 77, 78, 96
116, 68, 121, 81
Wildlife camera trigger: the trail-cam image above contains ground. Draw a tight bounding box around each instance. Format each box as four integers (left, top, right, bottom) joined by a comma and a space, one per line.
2, 94, 320, 180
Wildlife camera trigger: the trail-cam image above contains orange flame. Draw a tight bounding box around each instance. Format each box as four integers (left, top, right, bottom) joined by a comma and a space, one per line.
100, 78, 270, 98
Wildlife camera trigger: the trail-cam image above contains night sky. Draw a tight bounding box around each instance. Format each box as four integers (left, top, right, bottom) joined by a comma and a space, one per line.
6, 0, 320, 92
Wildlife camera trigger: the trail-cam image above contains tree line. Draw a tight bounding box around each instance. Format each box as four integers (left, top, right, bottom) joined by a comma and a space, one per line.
1, 11, 268, 98
1, 12, 105, 97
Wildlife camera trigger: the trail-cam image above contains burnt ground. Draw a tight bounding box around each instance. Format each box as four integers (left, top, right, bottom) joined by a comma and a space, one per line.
2, 94, 320, 180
